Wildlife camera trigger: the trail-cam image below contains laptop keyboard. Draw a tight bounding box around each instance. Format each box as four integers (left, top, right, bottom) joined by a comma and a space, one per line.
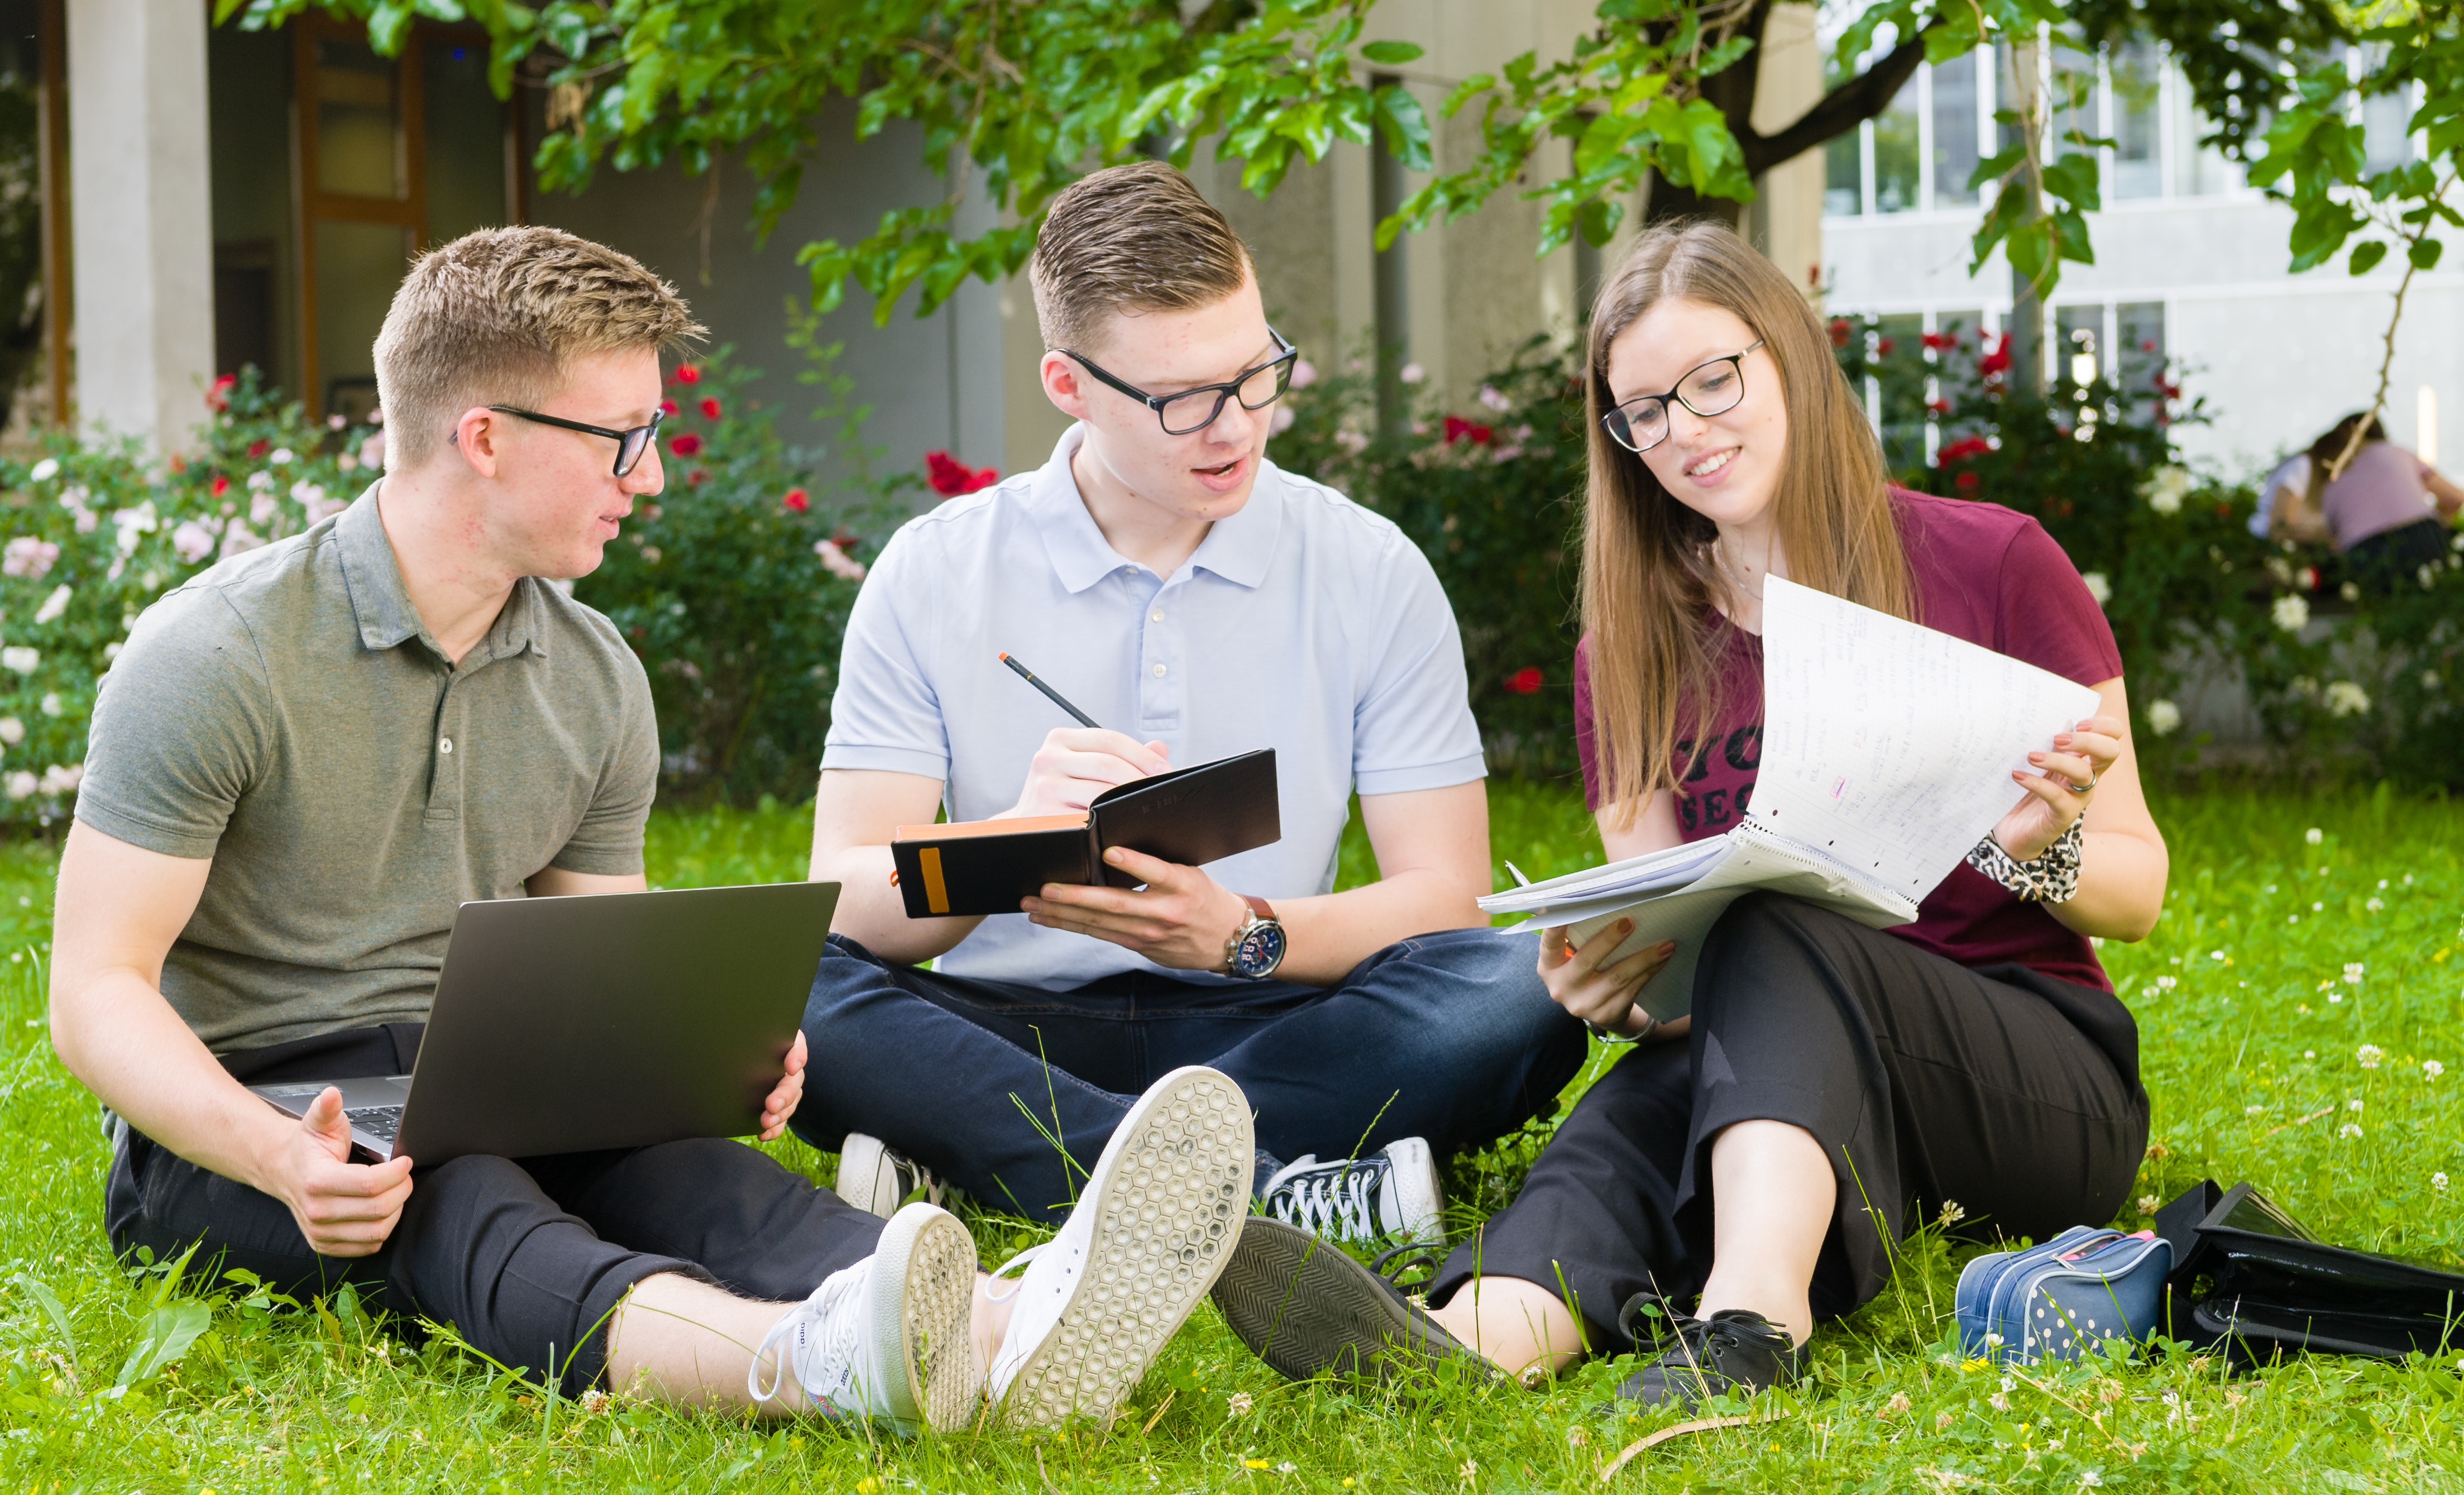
348, 1106, 404, 1145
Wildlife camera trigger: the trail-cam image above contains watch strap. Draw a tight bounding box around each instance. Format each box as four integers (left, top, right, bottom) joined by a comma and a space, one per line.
1240, 894, 1276, 924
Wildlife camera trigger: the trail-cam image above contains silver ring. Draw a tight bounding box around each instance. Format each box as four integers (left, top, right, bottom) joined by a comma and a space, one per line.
2069, 771, 2097, 793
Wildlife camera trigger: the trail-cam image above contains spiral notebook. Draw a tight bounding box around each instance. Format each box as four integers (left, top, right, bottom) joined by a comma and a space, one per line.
1477, 577, 2102, 1020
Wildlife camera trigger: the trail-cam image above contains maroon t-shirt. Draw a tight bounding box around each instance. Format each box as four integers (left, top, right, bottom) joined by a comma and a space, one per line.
1572, 490, 2123, 991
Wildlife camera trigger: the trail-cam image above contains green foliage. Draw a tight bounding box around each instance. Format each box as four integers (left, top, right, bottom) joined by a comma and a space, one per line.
0, 371, 375, 825
6, 785, 2464, 1487
571, 336, 915, 804
1270, 343, 1589, 777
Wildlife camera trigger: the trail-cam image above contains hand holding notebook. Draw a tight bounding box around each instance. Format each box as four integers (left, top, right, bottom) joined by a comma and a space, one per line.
1479, 576, 2102, 1020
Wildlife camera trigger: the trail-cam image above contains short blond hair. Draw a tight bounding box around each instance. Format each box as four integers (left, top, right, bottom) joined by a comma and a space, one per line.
1030, 161, 1251, 353
374, 226, 705, 471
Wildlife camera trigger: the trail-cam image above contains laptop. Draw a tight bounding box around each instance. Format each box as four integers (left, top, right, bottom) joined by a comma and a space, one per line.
248, 880, 839, 1167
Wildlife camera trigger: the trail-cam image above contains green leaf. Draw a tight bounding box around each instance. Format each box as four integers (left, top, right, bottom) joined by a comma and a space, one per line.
114, 1301, 210, 1392
2349, 240, 2389, 275
2409, 237, 2444, 271
10, 1273, 76, 1368
1359, 40, 1424, 66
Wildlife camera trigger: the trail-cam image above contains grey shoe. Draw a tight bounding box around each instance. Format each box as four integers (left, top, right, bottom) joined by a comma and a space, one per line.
1258, 1137, 1444, 1244
834, 1132, 950, 1219
1211, 1216, 1499, 1386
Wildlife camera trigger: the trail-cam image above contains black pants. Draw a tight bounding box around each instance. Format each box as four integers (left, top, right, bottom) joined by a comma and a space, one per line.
2345, 517, 2451, 593
105, 1025, 886, 1394
1429, 893, 2148, 1352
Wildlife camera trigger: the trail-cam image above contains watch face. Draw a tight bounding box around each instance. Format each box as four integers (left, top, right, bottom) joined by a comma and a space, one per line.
1232, 920, 1286, 978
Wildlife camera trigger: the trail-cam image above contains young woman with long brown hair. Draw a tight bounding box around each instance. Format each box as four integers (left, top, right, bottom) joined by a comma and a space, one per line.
1215, 221, 2170, 1407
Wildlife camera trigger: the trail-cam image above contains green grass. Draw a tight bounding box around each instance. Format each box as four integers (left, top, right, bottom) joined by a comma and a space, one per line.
6, 781, 2463, 1491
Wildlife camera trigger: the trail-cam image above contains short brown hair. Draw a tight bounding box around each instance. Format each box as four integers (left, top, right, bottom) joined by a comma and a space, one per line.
374, 226, 705, 471
1030, 161, 1251, 352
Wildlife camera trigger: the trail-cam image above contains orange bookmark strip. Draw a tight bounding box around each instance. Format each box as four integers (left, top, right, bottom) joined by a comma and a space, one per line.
918, 847, 950, 915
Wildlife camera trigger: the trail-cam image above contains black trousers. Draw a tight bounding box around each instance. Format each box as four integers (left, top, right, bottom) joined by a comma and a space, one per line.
105, 1025, 886, 1394
1429, 893, 2148, 1351
2345, 517, 2451, 593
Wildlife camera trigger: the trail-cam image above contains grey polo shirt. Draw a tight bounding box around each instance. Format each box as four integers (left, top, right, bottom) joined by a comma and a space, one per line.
75, 485, 659, 1053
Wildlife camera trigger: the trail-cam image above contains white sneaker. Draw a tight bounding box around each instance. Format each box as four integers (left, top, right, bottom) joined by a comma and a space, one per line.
748, 1201, 980, 1431
1259, 1137, 1444, 1245
984, 1066, 1253, 1427
835, 1131, 951, 1219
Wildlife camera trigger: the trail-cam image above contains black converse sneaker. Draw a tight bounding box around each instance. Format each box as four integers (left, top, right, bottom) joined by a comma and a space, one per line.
1612, 1300, 1808, 1411
1211, 1216, 1499, 1387
1258, 1138, 1443, 1244
834, 1132, 951, 1219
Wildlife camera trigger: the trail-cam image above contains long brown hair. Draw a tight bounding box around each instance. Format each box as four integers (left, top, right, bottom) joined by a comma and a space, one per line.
1580, 221, 1912, 826
2304, 409, 2384, 509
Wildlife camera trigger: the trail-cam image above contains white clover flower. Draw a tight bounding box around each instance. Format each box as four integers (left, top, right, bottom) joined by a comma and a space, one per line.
2437, 1172, 2451, 1192
2080, 571, 2111, 606
2345, 962, 2366, 984
2358, 1044, 2385, 1069
2325, 680, 2371, 717
2138, 1194, 2160, 1214
2366, 896, 2384, 911
2273, 594, 2310, 632
2146, 699, 2181, 737
26, 457, 57, 483
31, 584, 69, 625
2349, 1098, 2365, 1112
2154, 975, 2177, 990
2341, 1123, 2364, 1139
2142, 465, 2190, 515
1, 646, 38, 675
36, 694, 58, 719
2305, 828, 2324, 846
1228, 1391, 1253, 1416
2426, 1060, 2446, 1080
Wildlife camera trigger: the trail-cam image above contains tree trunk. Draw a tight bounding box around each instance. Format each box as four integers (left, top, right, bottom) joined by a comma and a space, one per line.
1642, 171, 1747, 229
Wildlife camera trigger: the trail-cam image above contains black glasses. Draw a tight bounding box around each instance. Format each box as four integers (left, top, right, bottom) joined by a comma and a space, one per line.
1059, 329, 1299, 436
1600, 341, 1766, 455
488, 405, 666, 477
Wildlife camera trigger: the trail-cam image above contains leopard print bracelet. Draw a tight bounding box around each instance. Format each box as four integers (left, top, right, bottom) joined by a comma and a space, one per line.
1967, 818, 2085, 903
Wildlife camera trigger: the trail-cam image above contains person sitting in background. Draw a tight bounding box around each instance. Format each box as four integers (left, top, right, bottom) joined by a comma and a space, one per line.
2274, 412, 2464, 589
796, 160, 1584, 1246
2251, 450, 2308, 541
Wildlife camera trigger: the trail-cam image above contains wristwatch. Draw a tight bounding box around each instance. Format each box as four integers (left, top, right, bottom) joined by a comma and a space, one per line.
1223, 894, 1287, 980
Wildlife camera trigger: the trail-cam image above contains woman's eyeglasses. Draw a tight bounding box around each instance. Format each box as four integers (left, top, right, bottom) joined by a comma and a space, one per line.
1600, 341, 1765, 455
487, 405, 666, 477
1060, 329, 1300, 436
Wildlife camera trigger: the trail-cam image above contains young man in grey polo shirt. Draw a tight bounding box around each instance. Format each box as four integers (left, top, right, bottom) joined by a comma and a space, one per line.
800, 163, 1587, 1244
51, 226, 1252, 1433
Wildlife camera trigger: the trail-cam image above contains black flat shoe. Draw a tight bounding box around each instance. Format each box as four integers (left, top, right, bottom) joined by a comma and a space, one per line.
1212, 1216, 1500, 1386
1613, 1300, 1807, 1411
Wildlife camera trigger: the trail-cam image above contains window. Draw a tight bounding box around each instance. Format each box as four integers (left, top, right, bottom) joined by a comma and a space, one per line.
1825, 128, 1863, 217
2110, 42, 2161, 200
1874, 74, 1922, 213
1930, 50, 1980, 208
2116, 301, 2168, 417
2055, 304, 2103, 388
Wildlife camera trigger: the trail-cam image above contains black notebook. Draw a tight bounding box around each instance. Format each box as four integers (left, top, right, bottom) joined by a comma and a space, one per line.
891, 749, 1280, 918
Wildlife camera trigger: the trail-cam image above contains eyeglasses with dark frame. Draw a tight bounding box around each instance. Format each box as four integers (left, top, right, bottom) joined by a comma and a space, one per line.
487, 405, 667, 477
1600, 340, 1767, 455
1059, 328, 1300, 436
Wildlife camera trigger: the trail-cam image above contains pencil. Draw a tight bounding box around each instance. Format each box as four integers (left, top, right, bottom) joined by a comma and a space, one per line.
999, 652, 1103, 729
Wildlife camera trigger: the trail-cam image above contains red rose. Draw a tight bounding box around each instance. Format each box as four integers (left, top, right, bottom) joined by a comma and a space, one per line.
1875, 338, 1895, 355
700, 397, 722, 421
1978, 334, 2013, 377
783, 488, 810, 513
669, 432, 703, 457
1955, 471, 1980, 491
673, 364, 701, 384
924, 450, 999, 496
210, 474, 229, 498
1922, 332, 1955, 351
247, 439, 269, 458
660, 399, 678, 416
1503, 667, 1544, 695
1828, 319, 1851, 348
205, 374, 237, 412
687, 467, 707, 486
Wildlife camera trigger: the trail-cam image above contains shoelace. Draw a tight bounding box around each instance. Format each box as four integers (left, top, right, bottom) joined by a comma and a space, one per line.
748, 1264, 863, 1407
1615, 1293, 1790, 1388
1266, 1156, 1391, 1240
983, 1243, 1044, 1307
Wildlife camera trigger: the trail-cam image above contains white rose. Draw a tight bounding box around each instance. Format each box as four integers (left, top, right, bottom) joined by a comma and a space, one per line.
1, 646, 39, 674
2080, 571, 2111, 606
2272, 594, 2310, 632
27, 457, 57, 483
4, 770, 34, 800
36, 693, 59, 718
2326, 680, 2371, 717
0, 717, 25, 746
2146, 699, 2181, 737
32, 584, 69, 625
2141, 465, 2190, 515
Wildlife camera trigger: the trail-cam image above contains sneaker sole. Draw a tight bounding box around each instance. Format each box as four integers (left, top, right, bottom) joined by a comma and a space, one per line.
1211, 1216, 1497, 1386
871, 1202, 982, 1432
993, 1066, 1252, 1429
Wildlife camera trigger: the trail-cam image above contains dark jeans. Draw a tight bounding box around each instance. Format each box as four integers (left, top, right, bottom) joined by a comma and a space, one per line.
106, 1024, 885, 1394
794, 927, 1588, 1224
2345, 517, 2451, 593
1429, 893, 2148, 1351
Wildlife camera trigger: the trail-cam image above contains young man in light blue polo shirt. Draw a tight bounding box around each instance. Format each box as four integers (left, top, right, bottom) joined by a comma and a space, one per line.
798, 161, 1586, 1243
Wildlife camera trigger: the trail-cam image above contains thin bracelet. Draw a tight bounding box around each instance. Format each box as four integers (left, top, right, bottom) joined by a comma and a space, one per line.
1587, 1012, 1659, 1044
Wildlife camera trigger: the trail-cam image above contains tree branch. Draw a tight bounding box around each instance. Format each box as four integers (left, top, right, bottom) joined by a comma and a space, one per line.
1738, 34, 1926, 176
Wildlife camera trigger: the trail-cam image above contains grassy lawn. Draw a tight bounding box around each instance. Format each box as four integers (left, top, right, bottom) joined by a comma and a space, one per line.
4, 780, 2462, 1491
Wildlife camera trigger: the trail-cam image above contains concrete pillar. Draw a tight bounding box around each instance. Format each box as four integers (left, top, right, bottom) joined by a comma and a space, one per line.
68, 0, 215, 450
1746, 3, 1827, 299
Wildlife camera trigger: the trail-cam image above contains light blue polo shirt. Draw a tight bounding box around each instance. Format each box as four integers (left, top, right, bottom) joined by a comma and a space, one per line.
822, 424, 1485, 990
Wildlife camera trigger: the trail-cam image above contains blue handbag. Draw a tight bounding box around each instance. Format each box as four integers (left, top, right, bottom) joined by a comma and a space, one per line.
1955, 1225, 2173, 1364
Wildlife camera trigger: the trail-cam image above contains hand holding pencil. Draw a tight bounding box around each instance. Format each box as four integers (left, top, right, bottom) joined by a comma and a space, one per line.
998, 652, 1173, 816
